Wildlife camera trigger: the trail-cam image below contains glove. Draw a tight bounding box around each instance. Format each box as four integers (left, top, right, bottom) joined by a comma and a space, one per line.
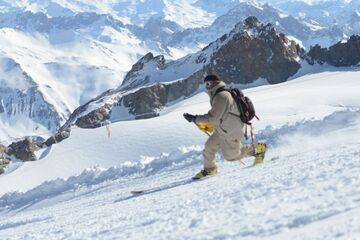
183, 113, 196, 123
196, 122, 214, 133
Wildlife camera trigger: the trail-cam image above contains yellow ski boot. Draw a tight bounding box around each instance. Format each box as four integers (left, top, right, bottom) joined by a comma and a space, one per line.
192, 168, 218, 180
254, 143, 267, 164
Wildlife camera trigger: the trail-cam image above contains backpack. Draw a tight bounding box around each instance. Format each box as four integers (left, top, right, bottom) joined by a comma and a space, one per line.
213, 86, 259, 143
213, 86, 259, 125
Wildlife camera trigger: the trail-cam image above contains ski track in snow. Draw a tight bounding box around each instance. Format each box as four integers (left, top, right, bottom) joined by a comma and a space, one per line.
0, 108, 359, 239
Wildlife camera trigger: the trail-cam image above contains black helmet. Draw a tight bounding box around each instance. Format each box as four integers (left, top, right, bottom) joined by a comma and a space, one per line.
204, 74, 220, 82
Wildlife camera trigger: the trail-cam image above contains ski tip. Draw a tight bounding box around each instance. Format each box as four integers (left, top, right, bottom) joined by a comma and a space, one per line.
130, 190, 146, 195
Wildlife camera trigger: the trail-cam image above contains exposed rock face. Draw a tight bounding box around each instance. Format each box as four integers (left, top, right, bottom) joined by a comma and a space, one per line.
75, 104, 112, 128
44, 128, 71, 146
7, 138, 39, 162
0, 144, 9, 174
307, 35, 360, 66
120, 71, 204, 118
122, 83, 166, 119
210, 16, 303, 84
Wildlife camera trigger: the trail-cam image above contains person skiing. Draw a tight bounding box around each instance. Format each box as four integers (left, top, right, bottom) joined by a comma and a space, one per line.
183, 74, 267, 180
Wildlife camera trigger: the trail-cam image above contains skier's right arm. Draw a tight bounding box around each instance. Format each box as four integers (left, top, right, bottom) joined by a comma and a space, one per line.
196, 93, 230, 124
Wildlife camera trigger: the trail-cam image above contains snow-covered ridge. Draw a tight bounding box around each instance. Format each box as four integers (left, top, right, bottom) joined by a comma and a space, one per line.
166, 1, 353, 50
0, 0, 220, 28
0, 11, 124, 33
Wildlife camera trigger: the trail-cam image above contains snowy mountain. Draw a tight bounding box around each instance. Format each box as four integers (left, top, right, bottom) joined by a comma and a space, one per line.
274, 0, 360, 42
0, 68, 359, 239
1, 0, 359, 141
166, 1, 357, 50
0, 11, 152, 141
0, 0, 232, 140
60, 16, 304, 130
0, 0, 220, 28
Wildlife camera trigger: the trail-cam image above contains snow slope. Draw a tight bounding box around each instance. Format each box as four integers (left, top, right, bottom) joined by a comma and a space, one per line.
0, 68, 359, 239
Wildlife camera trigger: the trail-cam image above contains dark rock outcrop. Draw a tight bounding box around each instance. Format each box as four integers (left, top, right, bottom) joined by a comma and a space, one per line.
75, 104, 112, 128
307, 35, 360, 66
122, 83, 166, 119
119, 70, 204, 118
44, 128, 71, 146
210, 16, 303, 84
0, 144, 9, 174
7, 138, 39, 162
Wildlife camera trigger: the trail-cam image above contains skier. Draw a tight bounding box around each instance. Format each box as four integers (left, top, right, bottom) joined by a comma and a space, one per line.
183, 74, 267, 180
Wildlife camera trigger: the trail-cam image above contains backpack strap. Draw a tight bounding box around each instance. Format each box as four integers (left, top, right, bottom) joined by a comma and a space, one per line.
215, 87, 250, 124
212, 86, 229, 98
244, 123, 255, 145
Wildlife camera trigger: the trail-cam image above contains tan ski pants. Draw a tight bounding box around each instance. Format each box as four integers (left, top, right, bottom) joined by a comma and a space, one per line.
203, 131, 254, 170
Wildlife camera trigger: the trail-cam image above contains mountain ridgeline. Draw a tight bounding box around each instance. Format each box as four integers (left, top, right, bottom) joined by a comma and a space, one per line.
307, 35, 360, 67
3, 15, 360, 162
69, 16, 305, 129
68, 16, 360, 131
1, 0, 360, 143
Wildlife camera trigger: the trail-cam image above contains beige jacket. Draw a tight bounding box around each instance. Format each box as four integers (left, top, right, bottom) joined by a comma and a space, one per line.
196, 81, 245, 141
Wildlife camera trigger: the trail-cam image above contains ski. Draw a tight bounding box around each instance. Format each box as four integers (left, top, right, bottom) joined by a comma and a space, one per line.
130, 190, 149, 195
130, 178, 194, 195
131, 173, 221, 195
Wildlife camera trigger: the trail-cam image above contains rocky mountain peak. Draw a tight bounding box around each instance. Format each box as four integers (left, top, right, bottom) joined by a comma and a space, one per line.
207, 16, 303, 84
121, 53, 166, 89
243, 16, 261, 30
